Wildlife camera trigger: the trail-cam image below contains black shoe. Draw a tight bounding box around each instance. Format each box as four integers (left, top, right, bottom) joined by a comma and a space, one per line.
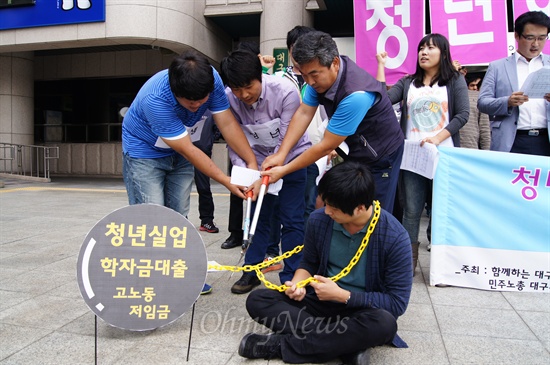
231, 273, 260, 294
200, 221, 219, 233
341, 348, 371, 365
221, 234, 242, 249
238, 333, 282, 359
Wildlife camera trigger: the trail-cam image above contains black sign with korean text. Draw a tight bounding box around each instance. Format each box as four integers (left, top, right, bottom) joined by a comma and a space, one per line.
77, 204, 207, 331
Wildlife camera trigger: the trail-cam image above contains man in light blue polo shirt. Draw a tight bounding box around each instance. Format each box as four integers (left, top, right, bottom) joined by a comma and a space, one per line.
123, 50, 257, 218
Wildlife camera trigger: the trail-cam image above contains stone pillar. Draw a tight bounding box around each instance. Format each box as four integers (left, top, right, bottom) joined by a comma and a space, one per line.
0, 52, 34, 145
259, 0, 313, 60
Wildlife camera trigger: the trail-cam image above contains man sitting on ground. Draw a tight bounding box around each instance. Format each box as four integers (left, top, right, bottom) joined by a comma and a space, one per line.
239, 161, 413, 364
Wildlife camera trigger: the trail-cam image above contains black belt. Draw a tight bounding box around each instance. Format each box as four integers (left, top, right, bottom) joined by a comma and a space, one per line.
516, 129, 548, 136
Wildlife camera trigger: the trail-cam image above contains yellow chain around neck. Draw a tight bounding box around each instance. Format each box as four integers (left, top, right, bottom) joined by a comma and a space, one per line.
207, 200, 381, 292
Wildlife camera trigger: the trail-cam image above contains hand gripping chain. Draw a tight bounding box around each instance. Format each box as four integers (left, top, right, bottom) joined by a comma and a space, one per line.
208, 200, 381, 292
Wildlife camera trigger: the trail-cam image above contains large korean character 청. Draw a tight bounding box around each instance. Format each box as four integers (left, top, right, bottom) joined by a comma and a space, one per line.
105, 222, 125, 246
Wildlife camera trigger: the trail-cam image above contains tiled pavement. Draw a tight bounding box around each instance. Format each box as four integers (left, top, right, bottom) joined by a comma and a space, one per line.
0, 177, 548, 364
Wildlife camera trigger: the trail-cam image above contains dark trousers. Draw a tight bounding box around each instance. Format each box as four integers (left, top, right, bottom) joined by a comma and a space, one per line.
511, 133, 550, 156
193, 148, 214, 224
368, 141, 403, 214
246, 289, 397, 364
228, 192, 243, 235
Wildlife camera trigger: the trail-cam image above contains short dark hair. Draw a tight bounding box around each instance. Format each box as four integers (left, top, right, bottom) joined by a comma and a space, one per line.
286, 25, 315, 50
291, 30, 339, 68
220, 50, 263, 88
515, 11, 550, 36
465, 72, 483, 86
317, 161, 375, 216
411, 33, 458, 88
168, 50, 214, 100
237, 41, 261, 55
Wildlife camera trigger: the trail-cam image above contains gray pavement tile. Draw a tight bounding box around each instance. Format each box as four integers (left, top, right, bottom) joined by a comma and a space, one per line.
0, 294, 88, 330
433, 305, 537, 340
427, 286, 513, 310
0, 331, 139, 365
40, 255, 78, 275
502, 291, 550, 312
0, 269, 73, 295
397, 303, 440, 334
516, 310, 550, 352
0, 290, 33, 311
58, 312, 152, 339
372, 331, 449, 365
0, 238, 59, 254
0, 323, 52, 361
408, 280, 431, 305
109, 343, 234, 365
0, 264, 23, 280
0, 245, 74, 271
443, 334, 550, 365
45, 280, 83, 301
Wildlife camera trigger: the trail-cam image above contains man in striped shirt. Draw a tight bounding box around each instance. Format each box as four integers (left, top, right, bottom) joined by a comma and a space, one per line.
122, 50, 257, 218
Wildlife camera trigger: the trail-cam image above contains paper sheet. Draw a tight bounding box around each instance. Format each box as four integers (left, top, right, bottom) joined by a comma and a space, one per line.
400, 140, 439, 179
520, 67, 550, 99
230, 165, 283, 195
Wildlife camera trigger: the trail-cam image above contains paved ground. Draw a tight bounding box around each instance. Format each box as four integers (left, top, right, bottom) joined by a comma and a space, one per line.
0, 176, 548, 365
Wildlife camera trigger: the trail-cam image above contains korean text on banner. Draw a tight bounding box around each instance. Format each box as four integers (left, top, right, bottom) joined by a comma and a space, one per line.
354, 0, 424, 85
430, 1, 508, 65
430, 147, 550, 292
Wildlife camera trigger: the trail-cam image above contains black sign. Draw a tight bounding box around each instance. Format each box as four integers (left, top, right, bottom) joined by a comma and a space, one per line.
77, 204, 207, 331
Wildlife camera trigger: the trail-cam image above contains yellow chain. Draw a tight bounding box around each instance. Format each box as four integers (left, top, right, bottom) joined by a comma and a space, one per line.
207, 201, 381, 292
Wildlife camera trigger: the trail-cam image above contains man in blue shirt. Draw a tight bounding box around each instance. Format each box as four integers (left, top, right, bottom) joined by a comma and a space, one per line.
239, 161, 412, 364
262, 31, 404, 214
219, 49, 311, 294
122, 50, 257, 217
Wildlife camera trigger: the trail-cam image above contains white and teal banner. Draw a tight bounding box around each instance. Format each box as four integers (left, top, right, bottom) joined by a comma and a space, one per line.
430, 147, 550, 292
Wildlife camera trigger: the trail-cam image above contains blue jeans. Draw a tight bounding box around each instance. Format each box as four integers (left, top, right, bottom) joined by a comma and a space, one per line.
401, 169, 431, 244
244, 167, 306, 283
123, 153, 194, 217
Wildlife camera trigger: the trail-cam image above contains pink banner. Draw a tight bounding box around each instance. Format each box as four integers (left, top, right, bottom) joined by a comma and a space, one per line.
354, 0, 424, 85
513, 0, 550, 54
430, 1, 508, 65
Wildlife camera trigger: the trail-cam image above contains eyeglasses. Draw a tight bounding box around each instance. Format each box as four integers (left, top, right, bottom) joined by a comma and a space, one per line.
520, 34, 549, 42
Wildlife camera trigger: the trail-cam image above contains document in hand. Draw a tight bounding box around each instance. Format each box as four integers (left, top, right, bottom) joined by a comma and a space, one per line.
400, 140, 439, 179
230, 165, 283, 195
520, 67, 550, 99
